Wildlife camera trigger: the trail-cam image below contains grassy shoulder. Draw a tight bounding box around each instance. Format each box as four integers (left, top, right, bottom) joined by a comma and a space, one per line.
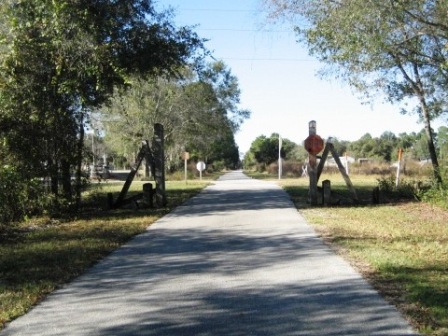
276, 173, 448, 335
0, 179, 210, 330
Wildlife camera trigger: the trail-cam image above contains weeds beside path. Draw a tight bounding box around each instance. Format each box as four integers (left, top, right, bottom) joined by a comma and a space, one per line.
3, 172, 447, 335
278, 175, 448, 336
0, 180, 209, 330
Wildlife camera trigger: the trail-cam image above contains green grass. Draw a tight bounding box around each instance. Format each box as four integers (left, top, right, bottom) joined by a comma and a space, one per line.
0, 180, 209, 330
277, 174, 448, 335
3, 171, 447, 334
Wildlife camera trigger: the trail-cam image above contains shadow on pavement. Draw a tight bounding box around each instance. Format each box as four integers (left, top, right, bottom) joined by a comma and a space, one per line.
21, 227, 416, 336
0, 171, 417, 336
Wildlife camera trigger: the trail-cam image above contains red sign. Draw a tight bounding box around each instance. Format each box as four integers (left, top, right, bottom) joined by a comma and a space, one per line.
304, 134, 324, 155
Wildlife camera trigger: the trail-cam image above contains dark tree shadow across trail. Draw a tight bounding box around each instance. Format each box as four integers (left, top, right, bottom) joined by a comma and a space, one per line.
0, 171, 418, 335
7, 227, 417, 335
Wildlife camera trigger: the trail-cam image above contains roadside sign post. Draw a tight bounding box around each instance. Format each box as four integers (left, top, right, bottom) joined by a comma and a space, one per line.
278, 135, 283, 180
304, 120, 324, 205
396, 148, 403, 187
182, 152, 190, 183
196, 161, 206, 180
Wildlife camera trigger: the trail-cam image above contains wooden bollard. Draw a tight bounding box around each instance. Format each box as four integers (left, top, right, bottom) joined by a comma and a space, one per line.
322, 180, 331, 206
372, 186, 380, 205
107, 193, 114, 209
143, 183, 154, 208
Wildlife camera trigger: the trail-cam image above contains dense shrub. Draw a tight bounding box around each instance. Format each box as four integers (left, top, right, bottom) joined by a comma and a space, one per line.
268, 161, 304, 177
0, 165, 49, 225
166, 170, 196, 181
348, 160, 431, 177
376, 175, 421, 200
350, 162, 394, 175
418, 169, 448, 209
210, 160, 225, 172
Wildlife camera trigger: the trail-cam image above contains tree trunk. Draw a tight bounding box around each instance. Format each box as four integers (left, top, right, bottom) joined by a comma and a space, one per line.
75, 114, 85, 209
419, 96, 442, 184
407, 61, 443, 184
61, 158, 72, 201
49, 158, 59, 196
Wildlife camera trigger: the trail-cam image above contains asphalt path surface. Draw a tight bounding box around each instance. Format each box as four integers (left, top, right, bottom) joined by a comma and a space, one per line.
1, 171, 418, 335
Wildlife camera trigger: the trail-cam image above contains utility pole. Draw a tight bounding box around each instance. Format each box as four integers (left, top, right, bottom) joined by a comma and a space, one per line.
304, 120, 324, 205
278, 135, 282, 180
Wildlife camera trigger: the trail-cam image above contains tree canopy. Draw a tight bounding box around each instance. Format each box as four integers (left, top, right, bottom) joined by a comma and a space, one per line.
244, 126, 447, 173
100, 61, 249, 171
0, 0, 204, 213
262, 0, 448, 183
244, 133, 298, 169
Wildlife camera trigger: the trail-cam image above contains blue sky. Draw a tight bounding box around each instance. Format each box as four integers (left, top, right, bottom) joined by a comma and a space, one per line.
155, 0, 445, 154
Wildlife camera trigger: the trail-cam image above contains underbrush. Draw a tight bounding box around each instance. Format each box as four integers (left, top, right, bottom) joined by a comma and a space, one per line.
376, 175, 424, 201
278, 175, 448, 335
419, 182, 448, 210
0, 180, 209, 330
0, 166, 52, 225
250, 159, 432, 179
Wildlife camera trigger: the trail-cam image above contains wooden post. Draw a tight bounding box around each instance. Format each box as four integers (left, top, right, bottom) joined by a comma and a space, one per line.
372, 186, 380, 205
322, 179, 331, 206
308, 120, 318, 205
107, 192, 114, 209
112, 141, 148, 209
309, 155, 318, 205
153, 123, 167, 207
396, 148, 403, 188
316, 143, 331, 182
304, 120, 324, 206
328, 143, 359, 204
143, 183, 154, 208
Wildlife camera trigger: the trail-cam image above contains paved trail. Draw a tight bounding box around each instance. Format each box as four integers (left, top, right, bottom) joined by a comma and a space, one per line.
1, 171, 418, 335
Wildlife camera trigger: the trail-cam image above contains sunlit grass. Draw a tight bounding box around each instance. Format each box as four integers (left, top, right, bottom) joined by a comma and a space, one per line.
3, 171, 446, 334
0, 180, 209, 329
278, 175, 448, 335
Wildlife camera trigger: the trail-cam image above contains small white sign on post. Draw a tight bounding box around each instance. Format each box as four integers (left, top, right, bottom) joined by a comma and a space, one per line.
196, 161, 206, 180
182, 152, 190, 183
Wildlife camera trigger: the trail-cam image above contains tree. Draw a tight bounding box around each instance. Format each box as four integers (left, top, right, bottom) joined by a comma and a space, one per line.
348, 133, 376, 159
250, 135, 278, 168
247, 133, 295, 168
329, 137, 350, 157
413, 132, 432, 161
287, 145, 308, 163
100, 61, 249, 171
206, 127, 240, 169
0, 0, 203, 207
182, 61, 250, 165
397, 132, 418, 151
348, 131, 398, 162
378, 131, 398, 162
262, 0, 448, 183
437, 126, 448, 165
198, 61, 251, 133
102, 75, 186, 169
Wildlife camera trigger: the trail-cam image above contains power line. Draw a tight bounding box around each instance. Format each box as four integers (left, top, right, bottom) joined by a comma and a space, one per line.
179, 8, 258, 13
197, 28, 292, 33
217, 57, 315, 62
171, 7, 294, 34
